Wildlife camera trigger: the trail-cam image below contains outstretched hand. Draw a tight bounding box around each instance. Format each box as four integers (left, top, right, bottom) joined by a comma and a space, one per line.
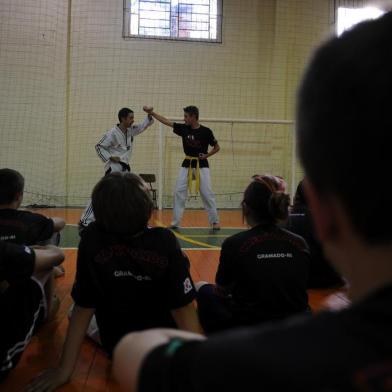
143, 105, 153, 114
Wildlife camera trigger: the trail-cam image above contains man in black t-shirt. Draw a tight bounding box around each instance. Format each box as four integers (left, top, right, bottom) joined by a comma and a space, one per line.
143, 105, 220, 229
113, 13, 392, 392
0, 241, 64, 381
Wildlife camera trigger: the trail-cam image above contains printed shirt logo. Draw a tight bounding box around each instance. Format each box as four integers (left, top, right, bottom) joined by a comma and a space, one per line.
183, 278, 193, 294
24, 246, 32, 254
114, 270, 151, 281
257, 253, 293, 260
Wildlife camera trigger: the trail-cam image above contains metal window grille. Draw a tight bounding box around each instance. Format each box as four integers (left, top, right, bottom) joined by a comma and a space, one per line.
123, 0, 222, 42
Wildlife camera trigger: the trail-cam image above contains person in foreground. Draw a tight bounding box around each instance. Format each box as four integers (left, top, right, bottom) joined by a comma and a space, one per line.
27, 172, 201, 391
113, 12, 392, 392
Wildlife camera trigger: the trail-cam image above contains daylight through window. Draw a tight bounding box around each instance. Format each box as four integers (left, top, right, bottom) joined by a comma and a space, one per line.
124, 0, 222, 42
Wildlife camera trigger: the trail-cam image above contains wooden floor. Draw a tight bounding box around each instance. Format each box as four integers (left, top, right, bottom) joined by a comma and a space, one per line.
1, 209, 349, 392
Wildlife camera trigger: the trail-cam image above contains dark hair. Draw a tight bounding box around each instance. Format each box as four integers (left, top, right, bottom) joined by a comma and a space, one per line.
297, 12, 392, 244
92, 172, 153, 236
183, 106, 199, 120
242, 175, 290, 224
118, 107, 134, 123
0, 168, 25, 204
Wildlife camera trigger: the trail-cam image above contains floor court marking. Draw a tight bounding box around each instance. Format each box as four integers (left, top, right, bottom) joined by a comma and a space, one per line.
154, 219, 220, 249
61, 224, 238, 250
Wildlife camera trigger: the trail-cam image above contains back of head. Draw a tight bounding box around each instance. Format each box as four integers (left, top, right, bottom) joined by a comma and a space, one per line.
297, 12, 392, 244
242, 175, 290, 224
0, 168, 24, 205
92, 172, 153, 236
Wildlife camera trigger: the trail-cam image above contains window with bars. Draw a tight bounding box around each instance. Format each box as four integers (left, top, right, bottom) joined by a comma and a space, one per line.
123, 0, 222, 42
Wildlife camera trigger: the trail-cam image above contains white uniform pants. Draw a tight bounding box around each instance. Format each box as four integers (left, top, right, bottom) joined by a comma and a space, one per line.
172, 167, 219, 226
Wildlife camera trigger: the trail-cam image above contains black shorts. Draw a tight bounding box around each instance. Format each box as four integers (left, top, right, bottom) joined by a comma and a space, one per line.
0, 278, 45, 380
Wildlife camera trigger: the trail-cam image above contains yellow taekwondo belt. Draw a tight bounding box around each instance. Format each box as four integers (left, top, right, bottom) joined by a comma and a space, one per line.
185, 156, 200, 194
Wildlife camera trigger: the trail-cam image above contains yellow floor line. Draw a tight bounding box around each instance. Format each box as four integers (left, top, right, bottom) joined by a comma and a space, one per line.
187, 234, 227, 238
154, 219, 220, 249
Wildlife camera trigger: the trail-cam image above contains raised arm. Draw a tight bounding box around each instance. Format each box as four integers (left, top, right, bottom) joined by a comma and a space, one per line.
143, 106, 174, 128
129, 114, 154, 137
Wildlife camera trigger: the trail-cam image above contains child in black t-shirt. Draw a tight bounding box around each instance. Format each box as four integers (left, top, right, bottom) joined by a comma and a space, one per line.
0, 168, 66, 276
0, 241, 64, 381
27, 172, 202, 391
196, 175, 311, 333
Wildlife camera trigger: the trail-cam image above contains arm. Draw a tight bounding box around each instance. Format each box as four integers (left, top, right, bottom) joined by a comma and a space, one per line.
143, 106, 174, 128
26, 305, 95, 392
33, 245, 64, 272
171, 302, 204, 334
95, 132, 113, 163
51, 217, 66, 232
129, 115, 154, 137
114, 328, 205, 392
199, 143, 220, 160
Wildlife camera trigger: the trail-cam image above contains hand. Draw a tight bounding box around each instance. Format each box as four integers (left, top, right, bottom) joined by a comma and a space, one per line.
143, 105, 153, 114
110, 156, 121, 162
26, 368, 70, 392
198, 153, 208, 160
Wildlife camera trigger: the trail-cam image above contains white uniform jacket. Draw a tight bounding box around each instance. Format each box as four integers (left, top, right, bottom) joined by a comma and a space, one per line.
95, 116, 154, 172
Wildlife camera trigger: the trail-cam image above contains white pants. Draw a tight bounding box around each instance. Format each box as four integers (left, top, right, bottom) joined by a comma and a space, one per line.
172, 167, 219, 226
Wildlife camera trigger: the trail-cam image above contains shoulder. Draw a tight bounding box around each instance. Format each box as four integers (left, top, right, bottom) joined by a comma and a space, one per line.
222, 229, 248, 249
16, 210, 48, 223
173, 123, 187, 131
277, 227, 309, 251
200, 124, 212, 132
106, 126, 118, 137
80, 222, 102, 244
144, 226, 177, 242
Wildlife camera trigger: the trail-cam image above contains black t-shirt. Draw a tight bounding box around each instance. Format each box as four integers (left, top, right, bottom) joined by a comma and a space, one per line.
285, 207, 344, 288
215, 224, 310, 324
0, 209, 54, 245
140, 284, 392, 392
173, 123, 218, 168
0, 241, 35, 282
71, 223, 196, 354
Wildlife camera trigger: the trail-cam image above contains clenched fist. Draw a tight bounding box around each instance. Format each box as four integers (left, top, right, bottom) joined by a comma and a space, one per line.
143, 106, 153, 114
